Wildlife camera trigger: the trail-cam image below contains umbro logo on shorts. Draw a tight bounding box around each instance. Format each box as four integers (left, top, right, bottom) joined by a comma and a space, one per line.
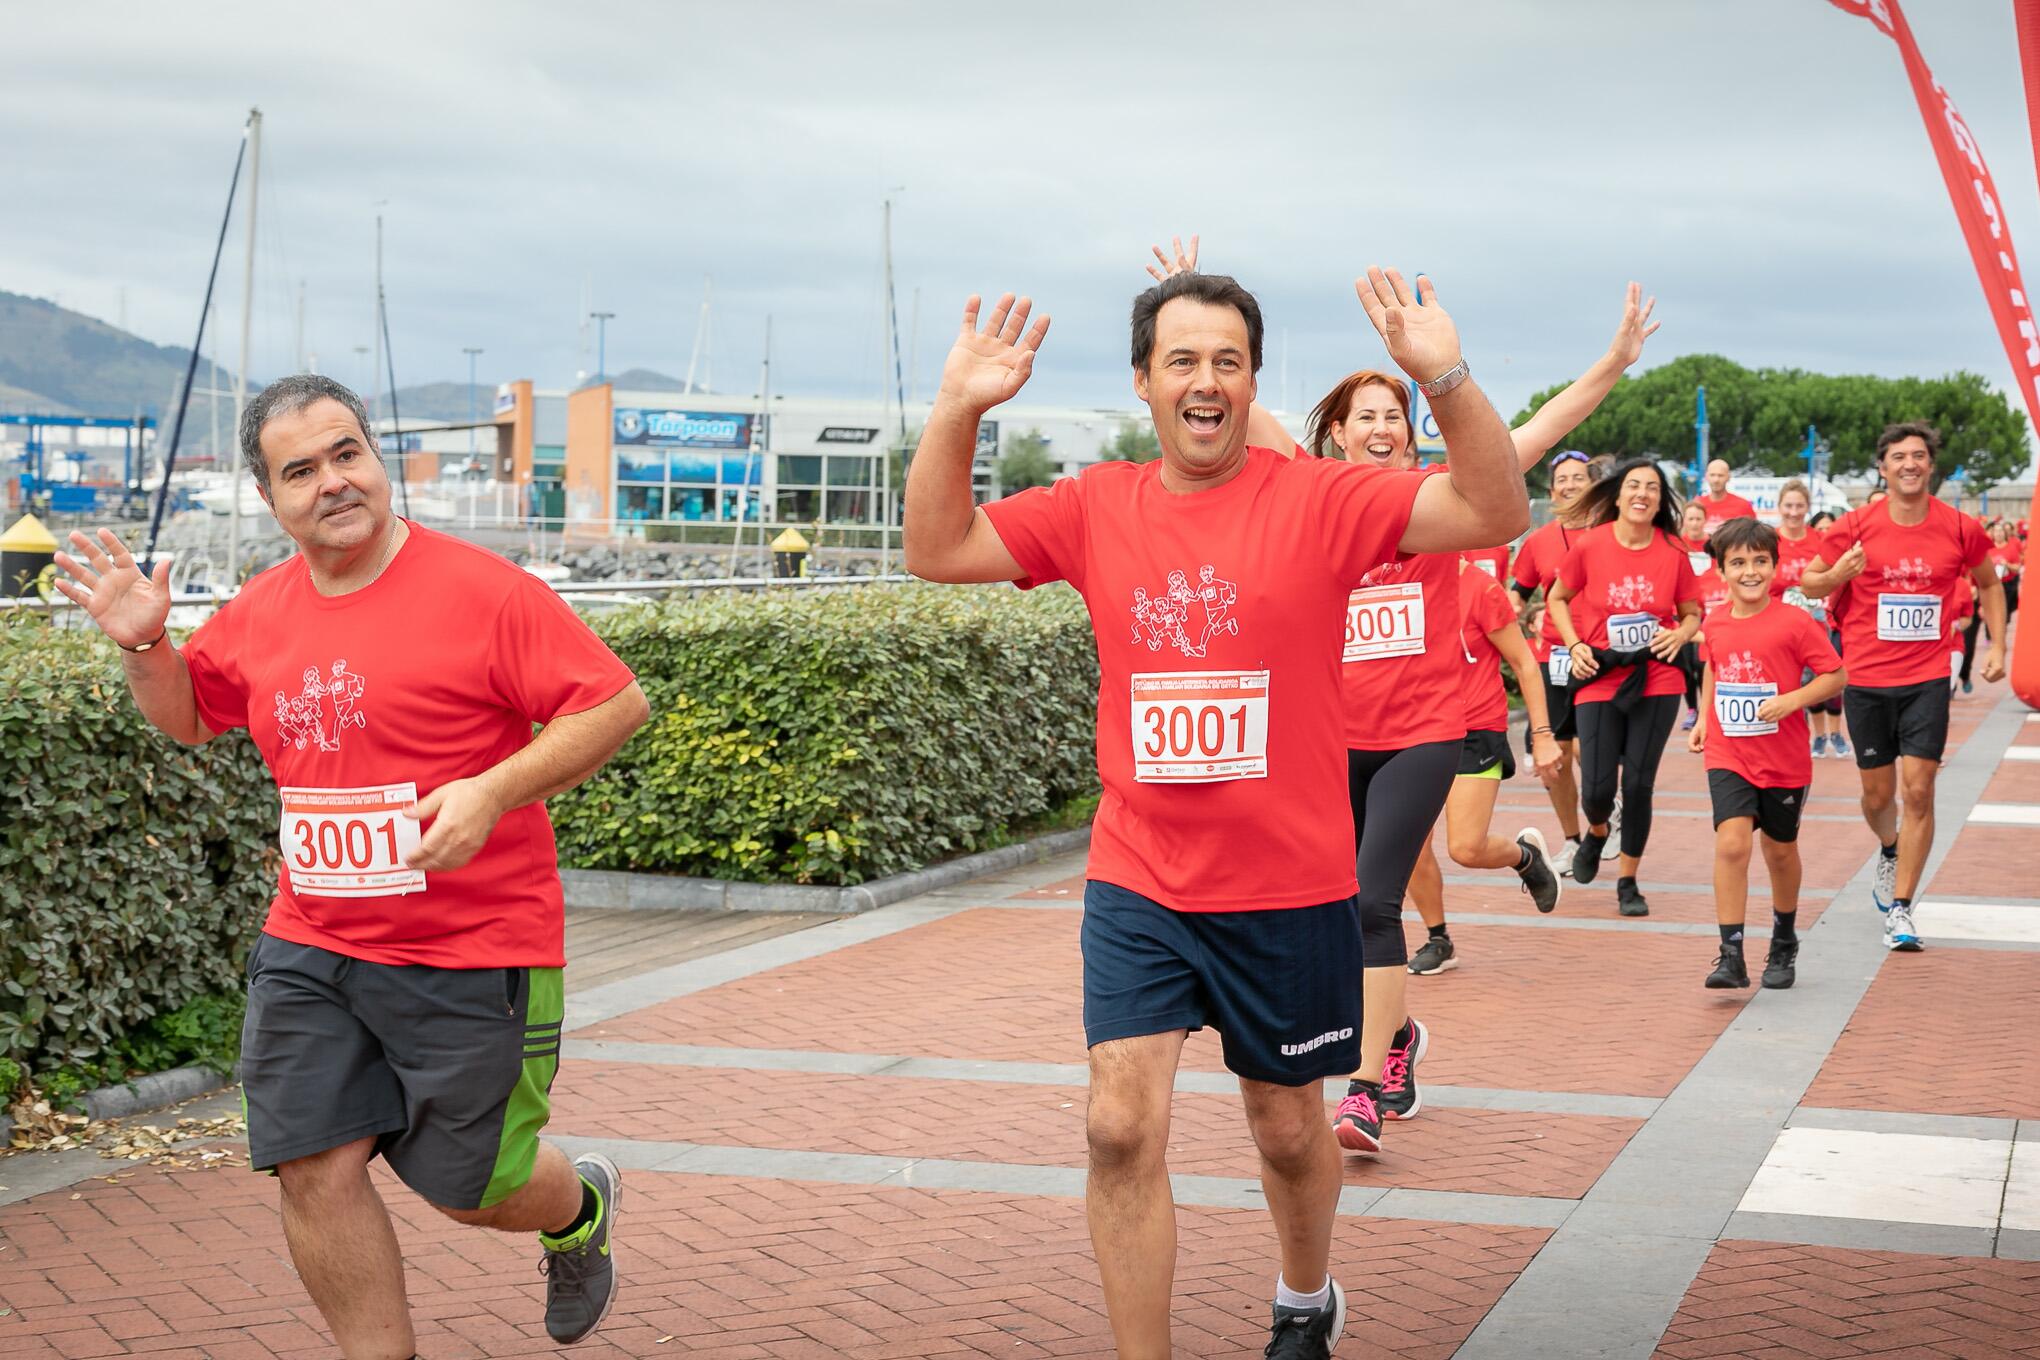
1280, 1027, 1355, 1057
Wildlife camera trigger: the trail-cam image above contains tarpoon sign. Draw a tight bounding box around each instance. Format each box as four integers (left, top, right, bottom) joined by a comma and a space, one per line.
614, 408, 760, 450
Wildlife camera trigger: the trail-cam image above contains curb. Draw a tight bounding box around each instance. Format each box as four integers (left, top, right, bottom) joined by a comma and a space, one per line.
561, 825, 1092, 916
1, 1063, 235, 1145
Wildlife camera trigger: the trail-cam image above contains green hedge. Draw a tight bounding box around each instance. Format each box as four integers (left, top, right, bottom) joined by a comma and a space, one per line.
0, 619, 275, 1070
552, 583, 1100, 883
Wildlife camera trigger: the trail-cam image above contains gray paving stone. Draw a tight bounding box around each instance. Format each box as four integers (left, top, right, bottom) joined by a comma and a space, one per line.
1788, 1106, 2019, 1141
1368, 1188, 1575, 1229
1997, 1227, 2040, 1260
1725, 1210, 1998, 1258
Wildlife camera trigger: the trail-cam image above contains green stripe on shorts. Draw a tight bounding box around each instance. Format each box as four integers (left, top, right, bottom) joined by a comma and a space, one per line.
480, 966, 564, 1209
1464, 761, 1503, 780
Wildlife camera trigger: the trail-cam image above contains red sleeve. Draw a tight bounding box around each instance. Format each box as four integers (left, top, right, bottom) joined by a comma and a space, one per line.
1959, 513, 1992, 574
1557, 535, 1590, 595
1318, 461, 1429, 587
485, 573, 638, 723
181, 597, 250, 734
1510, 533, 1544, 593
1472, 575, 1516, 635
1798, 610, 1842, 676
981, 473, 1086, 592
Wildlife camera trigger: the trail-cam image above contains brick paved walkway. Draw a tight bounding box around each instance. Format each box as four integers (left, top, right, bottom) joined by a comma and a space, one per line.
4, 679, 2038, 1357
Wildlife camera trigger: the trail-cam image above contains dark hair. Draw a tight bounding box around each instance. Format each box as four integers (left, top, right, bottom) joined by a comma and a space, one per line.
1306, 369, 1411, 460
1877, 421, 1941, 460
1808, 509, 1837, 531
1574, 456, 1682, 536
1709, 516, 1777, 566
239, 373, 380, 491
1130, 271, 1265, 374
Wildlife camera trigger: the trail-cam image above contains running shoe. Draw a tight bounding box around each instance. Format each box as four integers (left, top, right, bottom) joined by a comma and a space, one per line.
1872, 849, 1898, 912
1616, 878, 1650, 917
1962, 677, 1974, 694
1263, 1279, 1346, 1360
1378, 1017, 1428, 1121
1830, 733, 1852, 759
1884, 902, 1923, 952
1762, 939, 1798, 989
1603, 803, 1623, 858
1811, 733, 1830, 758
1515, 828, 1562, 913
540, 1153, 622, 1344
1331, 1083, 1382, 1155
1572, 831, 1608, 885
1558, 835, 1582, 879
1704, 945, 1750, 989
1408, 934, 1457, 975
1680, 708, 1698, 732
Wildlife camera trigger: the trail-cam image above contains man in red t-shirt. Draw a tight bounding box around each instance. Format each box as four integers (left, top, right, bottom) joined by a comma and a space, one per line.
904, 269, 1526, 1357
52, 376, 649, 1351
1694, 458, 1757, 536
1686, 519, 1844, 990
1800, 422, 2004, 950
1508, 449, 1596, 862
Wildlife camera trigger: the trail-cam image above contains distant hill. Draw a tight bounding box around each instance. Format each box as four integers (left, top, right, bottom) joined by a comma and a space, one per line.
610, 367, 688, 392
381, 381, 494, 424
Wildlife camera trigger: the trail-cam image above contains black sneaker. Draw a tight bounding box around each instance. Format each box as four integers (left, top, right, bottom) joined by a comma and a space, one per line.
1515, 828, 1562, 913
1264, 1280, 1346, 1359
1408, 934, 1457, 975
1331, 1083, 1382, 1156
1616, 878, 1650, 917
1762, 939, 1798, 989
1704, 945, 1749, 989
1572, 831, 1607, 884
1378, 1017, 1428, 1121
539, 1153, 621, 1344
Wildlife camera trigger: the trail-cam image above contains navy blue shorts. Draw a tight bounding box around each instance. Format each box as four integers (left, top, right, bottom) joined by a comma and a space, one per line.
1080, 881, 1364, 1086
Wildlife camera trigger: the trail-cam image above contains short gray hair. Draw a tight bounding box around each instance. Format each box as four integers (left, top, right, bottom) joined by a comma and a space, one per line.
238, 373, 381, 490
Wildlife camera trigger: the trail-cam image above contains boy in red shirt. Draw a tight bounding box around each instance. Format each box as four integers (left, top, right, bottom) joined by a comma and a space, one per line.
1688, 518, 1844, 987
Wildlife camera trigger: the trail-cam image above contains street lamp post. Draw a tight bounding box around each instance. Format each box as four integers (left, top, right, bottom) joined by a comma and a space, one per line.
463, 347, 484, 461
589, 312, 615, 383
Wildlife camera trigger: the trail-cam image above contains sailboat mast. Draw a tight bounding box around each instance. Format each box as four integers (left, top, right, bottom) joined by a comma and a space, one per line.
228, 106, 260, 582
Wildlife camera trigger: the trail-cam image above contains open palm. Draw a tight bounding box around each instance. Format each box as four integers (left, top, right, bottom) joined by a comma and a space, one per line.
51, 528, 172, 649
1608, 282, 1660, 368
1355, 268, 1462, 384
938, 293, 1051, 416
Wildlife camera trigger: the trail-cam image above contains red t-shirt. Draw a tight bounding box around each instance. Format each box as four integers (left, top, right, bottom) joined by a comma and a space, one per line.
983, 446, 1425, 912
1342, 540, 1464, 750
1511, 518, 1585, 646
1699, 599, 1841, 790
1819, 498, 1990, 688
1458, 565, 1519, 732
1462, 544, 1510, 581
1695, 491, 1757, 537
1557, 523, 1703, 704
182, 522, 638, 968
1772, 528, 1822, 597
1989, 539, 2023, 580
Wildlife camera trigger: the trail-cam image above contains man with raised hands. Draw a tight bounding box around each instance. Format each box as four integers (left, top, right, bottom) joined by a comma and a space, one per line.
51, 374, 649, 1356
905, 271, 1525, 1359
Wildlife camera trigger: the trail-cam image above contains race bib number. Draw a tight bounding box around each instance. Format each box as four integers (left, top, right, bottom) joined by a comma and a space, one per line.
1344, 583, 1426, 661
1688, 550, 1713, 576
1607, 611, 1659, 651
1546, 649, 1572, 686
279, 783, 426, 898
1714, 682, 1779, 737
1474, 557, 1499, 576
1131, 671, 1270, 783
1876, 593, 1941, 642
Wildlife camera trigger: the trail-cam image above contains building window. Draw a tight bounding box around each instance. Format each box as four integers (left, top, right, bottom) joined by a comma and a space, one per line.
777, 489, 819, 522
617, 485, 660, 520
667, 486, 713, 521
826, 489, 871, 523
777, 455, 821, 485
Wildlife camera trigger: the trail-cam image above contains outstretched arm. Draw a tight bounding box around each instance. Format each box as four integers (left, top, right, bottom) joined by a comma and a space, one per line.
1509, 283, 1659, 470
903, 294, 1050, 583
52, 528, 214, 746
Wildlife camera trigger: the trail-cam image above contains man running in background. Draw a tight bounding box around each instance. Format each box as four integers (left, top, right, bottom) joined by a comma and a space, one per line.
1799, 422, 2003, 950
1694, 458, 1756, 537
905, 268, 1526, 1359
52, 375, 650, 1355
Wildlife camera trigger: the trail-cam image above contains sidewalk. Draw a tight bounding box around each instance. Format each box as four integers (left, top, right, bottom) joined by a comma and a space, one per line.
4, 681, 2039, 1357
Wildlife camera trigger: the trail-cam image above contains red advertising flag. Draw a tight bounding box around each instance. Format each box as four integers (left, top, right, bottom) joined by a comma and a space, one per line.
1828, 0, 2040, 706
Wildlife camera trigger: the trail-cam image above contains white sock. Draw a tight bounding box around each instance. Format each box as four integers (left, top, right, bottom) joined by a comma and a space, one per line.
1275, 1274, 1331, 1311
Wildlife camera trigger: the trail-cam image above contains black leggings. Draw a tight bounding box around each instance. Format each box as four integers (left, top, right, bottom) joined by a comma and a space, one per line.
1680, 642, 1702, 710
1575, 695, 1680, 859
1958, 619, 1979, 683
1346, 740, 1460, 968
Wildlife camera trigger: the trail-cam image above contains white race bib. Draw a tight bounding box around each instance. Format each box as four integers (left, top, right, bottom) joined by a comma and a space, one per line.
1131, 671, 1270, 783
1607, 611, 1660, 651
1714, 681, 1779, 737
1876, 592, 1941, 642
1343, 583, 1426, 661
1688, 550, 1713, 576
1474, 557, 1499, 576
279, 783, 426, 898
1546, 649, 1572, 686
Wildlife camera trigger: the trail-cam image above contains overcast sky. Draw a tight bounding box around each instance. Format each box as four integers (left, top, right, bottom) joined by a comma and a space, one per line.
9, 0, 2040, 430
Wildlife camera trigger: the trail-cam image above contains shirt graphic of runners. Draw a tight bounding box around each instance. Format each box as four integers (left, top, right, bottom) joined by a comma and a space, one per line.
272, 660, 369, 752
1133, 565, 1242, 659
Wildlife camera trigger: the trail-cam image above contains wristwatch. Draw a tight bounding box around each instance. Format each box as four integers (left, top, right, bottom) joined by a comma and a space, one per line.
1418, 356, 1470, 398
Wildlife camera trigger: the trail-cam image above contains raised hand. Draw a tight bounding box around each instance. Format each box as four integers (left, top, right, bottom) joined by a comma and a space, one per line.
1145, 234, 1199, 281
1607, 282, 1660, 369
1355, 268, 1462, 386
51, 528, 173, 649
936, 293, 1051, 417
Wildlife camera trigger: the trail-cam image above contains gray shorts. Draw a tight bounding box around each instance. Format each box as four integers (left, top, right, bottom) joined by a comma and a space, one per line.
240, 934, 565, 1210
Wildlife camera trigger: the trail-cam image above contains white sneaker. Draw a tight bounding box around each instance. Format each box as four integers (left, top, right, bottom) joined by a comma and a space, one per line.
1558, 835, 1581, 878
1884, 902, 1923, 951
1872, 850, 1897, 912
1602, 802, 1623, 859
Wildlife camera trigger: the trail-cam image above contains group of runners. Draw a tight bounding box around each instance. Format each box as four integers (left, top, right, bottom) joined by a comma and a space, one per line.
47, 233, 2023, 1357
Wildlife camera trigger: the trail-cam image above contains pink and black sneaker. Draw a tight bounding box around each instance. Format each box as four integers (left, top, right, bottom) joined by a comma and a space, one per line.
1378, 1017, 1429, 1121
1332, 1082, 1383, 1155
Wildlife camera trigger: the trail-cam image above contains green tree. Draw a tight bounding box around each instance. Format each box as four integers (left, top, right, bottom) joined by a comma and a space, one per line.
998, 427, 1057, 491
1511, 355, 2030, 492
1098, 420, 1162, 463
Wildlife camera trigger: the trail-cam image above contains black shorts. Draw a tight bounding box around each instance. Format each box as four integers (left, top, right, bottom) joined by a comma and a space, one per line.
240, 934, 564, 1209
1706, 770, 1808, 842
1080, 881, 1362, 1086
1530, 666, 1577, 748
1843, 678, 1951, 768
1461, 727, 1517, 779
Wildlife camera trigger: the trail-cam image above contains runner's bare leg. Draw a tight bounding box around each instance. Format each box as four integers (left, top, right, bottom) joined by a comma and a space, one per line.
276, 1138, 415, 1360
1408, 841, 1447, 930
1895, 755, 1938, 900
1353, 966, 1407, 1085
1240, 1077, 1341, 1297
1542, 740, 1582, 840
1087, 1030, 1187, 1360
